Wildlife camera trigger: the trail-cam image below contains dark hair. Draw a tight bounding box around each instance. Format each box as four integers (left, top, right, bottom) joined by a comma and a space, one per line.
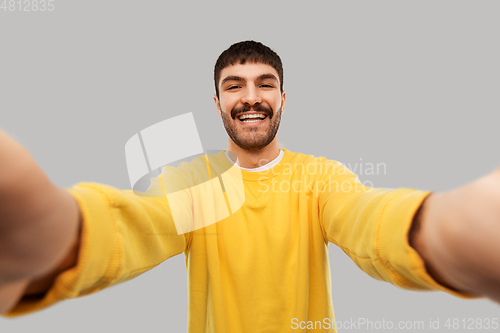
214, 40, 284, 98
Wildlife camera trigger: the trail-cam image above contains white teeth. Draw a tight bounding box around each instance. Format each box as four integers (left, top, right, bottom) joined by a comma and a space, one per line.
242, 119, 262, 123
238, 113, 266, 120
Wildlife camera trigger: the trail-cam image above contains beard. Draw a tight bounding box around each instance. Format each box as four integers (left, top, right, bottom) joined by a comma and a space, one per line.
221, 102, 282, 151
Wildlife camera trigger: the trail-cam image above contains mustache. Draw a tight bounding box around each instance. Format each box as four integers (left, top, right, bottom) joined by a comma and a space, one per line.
231, 103, 274, 119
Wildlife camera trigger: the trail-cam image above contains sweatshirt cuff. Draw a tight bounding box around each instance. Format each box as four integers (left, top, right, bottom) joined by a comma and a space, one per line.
376, 189, 478, 299
3, 183, 122, 317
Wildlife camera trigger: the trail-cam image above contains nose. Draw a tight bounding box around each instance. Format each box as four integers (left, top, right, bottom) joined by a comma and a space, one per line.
240, 85, 262, 106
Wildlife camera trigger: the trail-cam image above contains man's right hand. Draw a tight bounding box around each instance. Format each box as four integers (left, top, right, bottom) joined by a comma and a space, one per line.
0, 130, 81, 314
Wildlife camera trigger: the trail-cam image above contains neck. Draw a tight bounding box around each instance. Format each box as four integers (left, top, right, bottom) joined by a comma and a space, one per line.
227, 137, 281, 169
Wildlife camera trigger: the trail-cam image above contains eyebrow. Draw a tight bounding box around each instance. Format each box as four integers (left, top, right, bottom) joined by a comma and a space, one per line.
256, 74, 279, 83
220, 73, 279, 87
221, 75, 244, 86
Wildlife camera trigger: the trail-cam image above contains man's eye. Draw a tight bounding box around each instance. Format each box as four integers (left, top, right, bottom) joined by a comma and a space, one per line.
227, 86, 240, 90
260, 84, 274, 88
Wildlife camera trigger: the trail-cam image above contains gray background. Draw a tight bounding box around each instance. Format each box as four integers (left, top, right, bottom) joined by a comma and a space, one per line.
1, 0, 499, 332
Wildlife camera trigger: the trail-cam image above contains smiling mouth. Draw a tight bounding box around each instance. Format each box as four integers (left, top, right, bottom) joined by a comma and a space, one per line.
237, 113, 268, 124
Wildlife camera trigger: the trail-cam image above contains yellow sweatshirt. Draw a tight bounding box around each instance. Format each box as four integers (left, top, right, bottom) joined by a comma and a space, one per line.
4, 150, 471, 332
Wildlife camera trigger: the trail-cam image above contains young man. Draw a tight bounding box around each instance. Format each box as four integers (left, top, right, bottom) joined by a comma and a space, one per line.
1, 41, 500, 332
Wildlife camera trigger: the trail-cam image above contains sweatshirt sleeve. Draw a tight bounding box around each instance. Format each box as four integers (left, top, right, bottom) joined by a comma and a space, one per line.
3, 172, 192, 317
318, 160, 476, 299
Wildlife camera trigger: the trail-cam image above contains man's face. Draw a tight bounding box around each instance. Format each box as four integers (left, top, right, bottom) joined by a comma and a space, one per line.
214, 62, 286, 151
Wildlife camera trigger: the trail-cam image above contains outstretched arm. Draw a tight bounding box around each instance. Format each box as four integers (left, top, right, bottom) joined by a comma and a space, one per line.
1, 129, 191, 317
0, 130, 81, 313
410, 168, 500, 303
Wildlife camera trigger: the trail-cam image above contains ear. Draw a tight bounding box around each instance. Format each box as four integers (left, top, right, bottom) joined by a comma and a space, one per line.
280, 91, 286, 115
213, 94, 222, 118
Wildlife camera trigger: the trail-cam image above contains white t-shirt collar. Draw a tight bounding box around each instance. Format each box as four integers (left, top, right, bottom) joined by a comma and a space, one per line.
224, 150, 284, 172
